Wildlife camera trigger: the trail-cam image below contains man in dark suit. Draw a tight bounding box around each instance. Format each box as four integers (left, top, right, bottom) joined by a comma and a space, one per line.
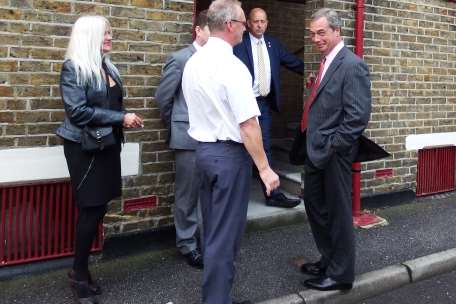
234, 7, 304, 208
155, 11, 210, 269
299, 8, 372, 291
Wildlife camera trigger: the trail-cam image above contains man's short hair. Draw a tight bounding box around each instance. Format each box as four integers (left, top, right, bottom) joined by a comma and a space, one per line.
195, 9, 208, 28
311, 8, 342, 30
207, 0, 241, 32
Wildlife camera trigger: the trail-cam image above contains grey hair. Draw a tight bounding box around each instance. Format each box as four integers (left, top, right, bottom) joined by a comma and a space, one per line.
207, 0, 242, 32
311, 8, 342, 31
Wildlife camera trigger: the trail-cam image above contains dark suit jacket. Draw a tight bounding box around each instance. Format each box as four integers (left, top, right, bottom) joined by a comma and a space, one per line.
233, 32, 304, 112
155, 45, 198, 150
56, 59, 125, 143
306, 47, 372, 169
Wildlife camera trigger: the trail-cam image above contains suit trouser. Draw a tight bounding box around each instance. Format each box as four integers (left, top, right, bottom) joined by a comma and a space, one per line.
303, 148, 357, 283
196, 142, 252, 304
257, 98, 280, 197
174, 150, 200, 254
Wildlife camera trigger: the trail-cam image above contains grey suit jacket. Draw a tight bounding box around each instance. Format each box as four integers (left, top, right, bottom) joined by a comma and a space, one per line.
156, 45, 198, 150
306, 47, 372, 169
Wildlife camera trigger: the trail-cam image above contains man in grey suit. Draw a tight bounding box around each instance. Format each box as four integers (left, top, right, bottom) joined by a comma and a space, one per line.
299, 8, 372, 291
155, 10, 210, 269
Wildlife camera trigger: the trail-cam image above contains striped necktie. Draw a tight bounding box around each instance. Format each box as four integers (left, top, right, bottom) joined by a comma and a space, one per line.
257, 40, 269, 96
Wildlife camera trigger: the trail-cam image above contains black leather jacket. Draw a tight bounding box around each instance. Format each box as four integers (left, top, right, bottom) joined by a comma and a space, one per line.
56, 59, 125, 143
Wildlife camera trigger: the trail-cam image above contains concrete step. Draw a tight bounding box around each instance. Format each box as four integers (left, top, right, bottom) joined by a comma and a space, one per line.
270, 137, 303, 198
246, 181, 306, 231
274, 159, 302, 197
244, 132, 306, 231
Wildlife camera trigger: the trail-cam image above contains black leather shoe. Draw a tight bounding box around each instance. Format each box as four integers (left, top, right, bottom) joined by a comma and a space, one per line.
304, 276, 353, 291
69, 279, 99, 304
300, 261, 326, 276
265, 193, 300, 208
183, 249, 203, 269
233, 301, 252, 304
68, 270, 102, 295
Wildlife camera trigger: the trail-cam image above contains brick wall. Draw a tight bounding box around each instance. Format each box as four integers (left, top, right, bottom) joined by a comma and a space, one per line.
1, 0, 455, 237
0, 0, 194, 236
307, 0, 456, 195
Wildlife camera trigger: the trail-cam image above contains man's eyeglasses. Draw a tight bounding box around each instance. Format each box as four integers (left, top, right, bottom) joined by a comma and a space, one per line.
230, 19, 247, 27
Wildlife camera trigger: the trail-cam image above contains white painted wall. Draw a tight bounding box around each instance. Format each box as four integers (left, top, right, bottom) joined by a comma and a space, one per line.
0, 144, 140, 184
406, 132, 456, 151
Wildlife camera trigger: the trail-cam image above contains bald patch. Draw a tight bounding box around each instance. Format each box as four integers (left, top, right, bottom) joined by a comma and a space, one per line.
249, 7, 267, 20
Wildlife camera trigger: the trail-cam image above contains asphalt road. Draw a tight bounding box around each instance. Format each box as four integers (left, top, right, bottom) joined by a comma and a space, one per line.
1, 192, 456, 304
361, 269, 456, 304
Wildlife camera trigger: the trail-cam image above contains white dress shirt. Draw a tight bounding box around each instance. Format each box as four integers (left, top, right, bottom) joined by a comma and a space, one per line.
193, 41, 202, 51
249, 33, 271, 97
320, 40, 344, 81
182, 37, 261, 143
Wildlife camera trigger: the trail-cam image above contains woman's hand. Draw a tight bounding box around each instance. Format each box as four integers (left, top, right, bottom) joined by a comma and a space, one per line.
123, 113, 144, 129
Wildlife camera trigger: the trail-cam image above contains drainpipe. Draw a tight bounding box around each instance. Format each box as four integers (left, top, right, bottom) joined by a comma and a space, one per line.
352, 0, 384, 227
354, 0, 364, 58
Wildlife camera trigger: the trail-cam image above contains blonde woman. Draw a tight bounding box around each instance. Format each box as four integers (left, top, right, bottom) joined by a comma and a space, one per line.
56, 16, 143, 304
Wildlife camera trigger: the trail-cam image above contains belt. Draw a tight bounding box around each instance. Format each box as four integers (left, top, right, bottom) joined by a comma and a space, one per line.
256, 95, 270, 101
216, 140, 242, 145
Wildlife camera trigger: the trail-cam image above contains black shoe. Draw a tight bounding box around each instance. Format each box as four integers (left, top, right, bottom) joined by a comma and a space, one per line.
304, 276, 353, 291
233, 301, 252, 304
68, 270, 102, 295
183, 249, 203, 269
265, 193, 300, 208
300, 261, 326, 276
69, 278, 99, 304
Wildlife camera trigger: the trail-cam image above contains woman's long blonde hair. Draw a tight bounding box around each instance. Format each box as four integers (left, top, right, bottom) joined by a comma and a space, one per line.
65, 15, 120, 89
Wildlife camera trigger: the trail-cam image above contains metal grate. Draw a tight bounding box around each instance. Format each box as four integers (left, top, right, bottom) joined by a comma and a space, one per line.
416, 146, 456, 197
1, 180, 103, 267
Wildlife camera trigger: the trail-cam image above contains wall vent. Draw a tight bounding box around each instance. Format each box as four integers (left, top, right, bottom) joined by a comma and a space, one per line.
416, 146, 456, 196
1, 180, 102, 267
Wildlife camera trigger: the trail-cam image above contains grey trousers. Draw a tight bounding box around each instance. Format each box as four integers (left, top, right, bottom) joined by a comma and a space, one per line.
303, 143, 359, 283
196, 142, 252, 304
174, 150, 201, 254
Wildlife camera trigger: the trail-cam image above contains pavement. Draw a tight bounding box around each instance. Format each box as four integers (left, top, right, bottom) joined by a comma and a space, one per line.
1, 185, 456, 304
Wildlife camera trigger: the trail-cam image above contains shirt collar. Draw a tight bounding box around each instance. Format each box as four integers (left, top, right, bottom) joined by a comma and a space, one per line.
206, 37, 233, 52
193, 41, 203, 51
249, 32, 264, 44
324, 40, 344, 63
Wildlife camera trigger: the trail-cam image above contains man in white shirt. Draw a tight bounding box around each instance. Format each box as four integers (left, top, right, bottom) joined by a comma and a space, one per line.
155, 11, 210, 269
182, 1, 279, 303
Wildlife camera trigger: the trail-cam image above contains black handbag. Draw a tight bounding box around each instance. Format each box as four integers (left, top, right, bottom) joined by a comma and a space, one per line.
288, 131, 390, 165
80, 126, 116, 152
355, 135, 390, 162
289, 130, 307, 165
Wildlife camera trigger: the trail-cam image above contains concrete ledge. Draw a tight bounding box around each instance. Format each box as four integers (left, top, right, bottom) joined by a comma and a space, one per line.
246, 209, 307, 232
402, 248, 456, 282
299, 265, 410, 304
257, 294, 304, 304
259, 248, 456, 304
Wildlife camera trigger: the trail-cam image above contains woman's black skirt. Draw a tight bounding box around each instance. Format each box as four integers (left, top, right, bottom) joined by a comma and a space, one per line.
63, 139, 122, 207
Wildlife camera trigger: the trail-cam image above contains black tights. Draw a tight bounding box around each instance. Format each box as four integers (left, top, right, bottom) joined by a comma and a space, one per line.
73, 205, 107, 281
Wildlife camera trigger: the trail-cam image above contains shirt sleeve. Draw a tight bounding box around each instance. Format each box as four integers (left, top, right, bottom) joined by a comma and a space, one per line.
225, 60, 261, 124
